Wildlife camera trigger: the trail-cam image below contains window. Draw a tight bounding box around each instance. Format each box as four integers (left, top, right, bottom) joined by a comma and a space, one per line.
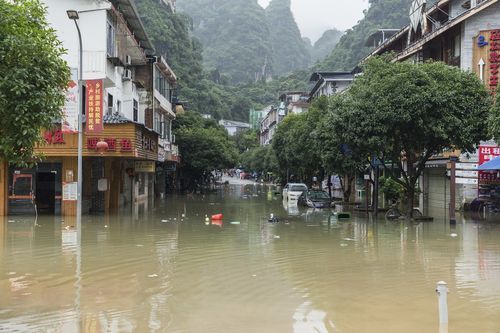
154, 67, 171, 101
107, 94, 113, 115
116, 100, 121, 114
453, 34, 461, 58
133, 99, 138, 122
106, 21, 115, 57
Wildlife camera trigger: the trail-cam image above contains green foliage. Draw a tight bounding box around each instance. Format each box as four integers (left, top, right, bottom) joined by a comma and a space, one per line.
240, 145, 279, 178
173, 112, 238, 189
232, 129, 259, 154
178, 0, 273, 84
0, 0, 69, 165
489, 87, 500, 141
333, 57, 491, 215
265, 0, 311, 76
379, 176, 404, 202
272, 98, 325, 184
317, 0, 414, 71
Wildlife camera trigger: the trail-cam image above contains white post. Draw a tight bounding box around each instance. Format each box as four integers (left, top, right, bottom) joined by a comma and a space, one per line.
436, 281, 449, 325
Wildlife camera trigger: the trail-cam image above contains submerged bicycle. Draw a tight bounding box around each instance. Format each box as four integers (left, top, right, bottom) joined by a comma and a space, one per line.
385, 199, 422, 220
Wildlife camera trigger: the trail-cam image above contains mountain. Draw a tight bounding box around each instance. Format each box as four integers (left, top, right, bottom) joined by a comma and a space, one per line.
265, 0, 311, 77
177, 0, 274, 84
310, 29, 343, 63
317, 0, 415, 71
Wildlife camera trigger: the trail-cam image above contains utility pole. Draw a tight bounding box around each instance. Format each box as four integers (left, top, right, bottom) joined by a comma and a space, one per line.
449, 157, 457, 224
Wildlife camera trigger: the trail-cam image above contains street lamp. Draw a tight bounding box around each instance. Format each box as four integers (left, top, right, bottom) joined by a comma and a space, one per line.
67, 10, 83, 243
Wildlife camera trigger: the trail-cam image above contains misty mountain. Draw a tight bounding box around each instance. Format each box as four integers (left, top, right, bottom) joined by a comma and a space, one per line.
317, 0, 415, 71
265, 0, 311, 77
310, 28, 344, 63
177, 0, 274, 84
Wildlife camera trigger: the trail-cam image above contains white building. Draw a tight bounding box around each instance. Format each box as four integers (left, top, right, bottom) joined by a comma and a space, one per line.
308, 72, 354, 101
219, 120, 251, 136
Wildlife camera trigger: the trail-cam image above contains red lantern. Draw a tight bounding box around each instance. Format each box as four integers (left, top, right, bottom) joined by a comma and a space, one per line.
96, 139, 109, 155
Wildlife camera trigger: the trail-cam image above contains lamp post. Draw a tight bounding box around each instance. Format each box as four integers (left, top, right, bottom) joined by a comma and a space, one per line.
67, 10, 83, 243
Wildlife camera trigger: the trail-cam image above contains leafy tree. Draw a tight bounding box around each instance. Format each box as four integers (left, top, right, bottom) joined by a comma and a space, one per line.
272, 99, 325, 185
318, 95, 367, 202
334, 57, 491, 216
0, 0, 69, 165
232, 129, 259, 154
489, 86, 500, 140
240, 145, 279, 181
173, 112, 238, 190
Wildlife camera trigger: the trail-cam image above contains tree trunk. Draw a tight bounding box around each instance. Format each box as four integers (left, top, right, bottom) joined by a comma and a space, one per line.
406, 182, 415, 218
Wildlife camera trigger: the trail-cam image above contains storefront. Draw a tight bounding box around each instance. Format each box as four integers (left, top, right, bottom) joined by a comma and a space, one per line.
4, 122, 158, 216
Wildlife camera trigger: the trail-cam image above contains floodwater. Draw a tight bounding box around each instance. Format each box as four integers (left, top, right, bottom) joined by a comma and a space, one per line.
1, 184, 500, 333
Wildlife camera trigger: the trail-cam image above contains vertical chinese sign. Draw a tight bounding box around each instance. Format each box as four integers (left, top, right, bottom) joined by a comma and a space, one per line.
62, 68, 79, 133
474, 30, 500, 94
478, 145, 500, 184
86, 80, 104, 133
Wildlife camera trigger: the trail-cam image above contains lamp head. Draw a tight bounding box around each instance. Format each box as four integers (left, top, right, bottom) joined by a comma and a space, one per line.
66, 10, 79, 20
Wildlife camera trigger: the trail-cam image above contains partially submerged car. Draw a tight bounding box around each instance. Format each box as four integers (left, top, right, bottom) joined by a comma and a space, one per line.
282, 183, 308, 202
298, 190, 332, 208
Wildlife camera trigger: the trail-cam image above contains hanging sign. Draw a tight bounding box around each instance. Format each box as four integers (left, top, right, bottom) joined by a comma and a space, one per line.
86, 80, 104, 133
62, 182, 78, 201
62, 68, 79, 133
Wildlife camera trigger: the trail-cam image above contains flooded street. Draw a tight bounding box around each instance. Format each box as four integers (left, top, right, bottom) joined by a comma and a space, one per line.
1, 184, 500, 333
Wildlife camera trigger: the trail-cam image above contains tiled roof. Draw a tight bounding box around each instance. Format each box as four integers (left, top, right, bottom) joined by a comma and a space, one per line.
81, 113, 131, 124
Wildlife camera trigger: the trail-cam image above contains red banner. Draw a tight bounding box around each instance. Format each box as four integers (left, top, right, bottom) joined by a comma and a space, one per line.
479, 145, 500, 183
86, 80, 103, 133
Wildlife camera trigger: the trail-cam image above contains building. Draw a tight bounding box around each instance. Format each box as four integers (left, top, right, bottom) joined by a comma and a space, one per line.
249, 109, 266, 131
366, 0, 500, 215
260, 106, 279, 146
219, 120, 251, 136
279, 92, 310, 115
308, 72, 354, 101
1, 0, 180, 217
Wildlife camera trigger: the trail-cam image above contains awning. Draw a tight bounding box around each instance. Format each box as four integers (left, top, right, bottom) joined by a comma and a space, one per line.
478, 156, 500, 170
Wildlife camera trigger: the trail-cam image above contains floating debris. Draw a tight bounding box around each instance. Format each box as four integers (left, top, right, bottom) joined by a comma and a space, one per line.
450, 233, 458, 238
343, 238, 355, 241
7, 220, 15, 223
340, 243, 349, 247
230, 221, 241, 225
161, 220, 169, 223
104, 225, 109, 228
148, 274, 158, 278
273, 235, 281, 239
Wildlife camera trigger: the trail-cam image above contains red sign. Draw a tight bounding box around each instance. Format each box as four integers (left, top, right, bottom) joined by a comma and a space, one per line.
489, 30, 500, 93
87, 137, 133, 152
43, 130, 65, 145
86, 80, 103, 133
479, 145, 500, 183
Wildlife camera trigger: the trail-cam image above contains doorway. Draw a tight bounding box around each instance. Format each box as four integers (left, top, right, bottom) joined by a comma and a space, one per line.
36, 172, 56, 214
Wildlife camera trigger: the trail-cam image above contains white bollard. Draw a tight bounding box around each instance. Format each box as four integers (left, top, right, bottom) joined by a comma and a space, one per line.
436, 281, 449, 325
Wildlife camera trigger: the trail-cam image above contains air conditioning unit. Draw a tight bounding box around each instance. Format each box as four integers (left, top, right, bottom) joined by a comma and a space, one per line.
125, 55, 132, 66
123, 69, 132, 81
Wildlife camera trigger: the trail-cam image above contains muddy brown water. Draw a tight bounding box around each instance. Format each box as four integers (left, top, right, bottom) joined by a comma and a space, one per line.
1, 184, 500, 332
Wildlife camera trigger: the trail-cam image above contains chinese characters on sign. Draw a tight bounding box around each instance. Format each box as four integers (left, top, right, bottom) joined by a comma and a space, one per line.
479, 145, 500, 183
87, 137, 133, 152
62, 68, 79, 133
86, 80, 104, 133
44, 130, 65, 145
489, 30, 500, 93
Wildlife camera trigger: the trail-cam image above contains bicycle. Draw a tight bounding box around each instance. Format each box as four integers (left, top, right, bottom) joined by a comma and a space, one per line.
385, 199, 423, 220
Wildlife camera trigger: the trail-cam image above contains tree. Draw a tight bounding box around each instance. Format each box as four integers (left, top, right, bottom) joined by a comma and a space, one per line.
489, 86, 500, 141
318, 95, 367, 202
173, 112, 238, 190
335, 57, 490, 216
272, 98, 325, 185
0, 0, 69, 165
232, 129, 259, 154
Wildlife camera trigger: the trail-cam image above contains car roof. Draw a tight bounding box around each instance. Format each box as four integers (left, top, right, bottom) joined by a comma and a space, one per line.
286, 183, 307, 186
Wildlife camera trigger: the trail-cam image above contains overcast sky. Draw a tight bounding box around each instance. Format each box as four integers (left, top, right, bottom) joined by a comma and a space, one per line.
258, 0, 370, 43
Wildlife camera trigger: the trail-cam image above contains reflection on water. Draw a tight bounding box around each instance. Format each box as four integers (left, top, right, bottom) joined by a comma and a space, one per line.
1, 184, 500, 332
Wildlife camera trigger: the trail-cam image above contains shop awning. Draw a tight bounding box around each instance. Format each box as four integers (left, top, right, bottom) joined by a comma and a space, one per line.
478, 156, 500, 170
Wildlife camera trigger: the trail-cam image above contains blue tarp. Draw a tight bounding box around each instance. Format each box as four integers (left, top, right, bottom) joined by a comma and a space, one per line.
478, 156, 500, 170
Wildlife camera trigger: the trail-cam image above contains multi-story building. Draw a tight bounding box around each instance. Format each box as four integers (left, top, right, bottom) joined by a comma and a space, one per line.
260, 106, 279, 146
366, 0, 500, 215
308, 72, 354, 101
278, 92, 310, 115
1, 0, 179, 217
219, 120, 251, 136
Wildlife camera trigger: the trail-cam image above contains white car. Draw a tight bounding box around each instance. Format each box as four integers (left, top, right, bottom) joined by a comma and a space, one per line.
282, 183, 308, 202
